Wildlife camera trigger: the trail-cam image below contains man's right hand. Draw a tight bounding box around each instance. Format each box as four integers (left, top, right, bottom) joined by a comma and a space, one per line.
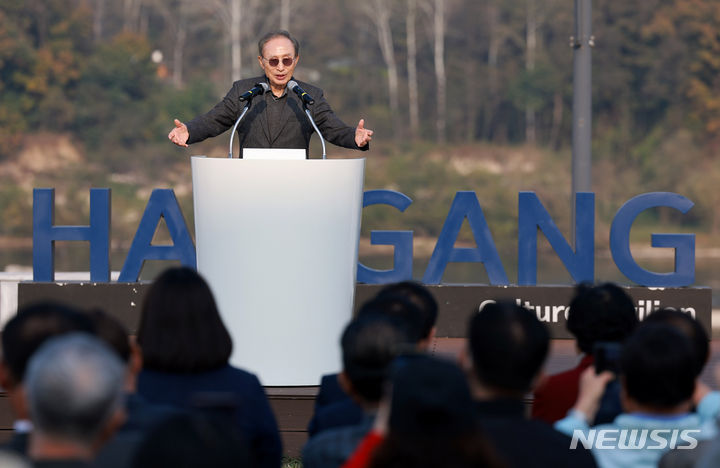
168, 119, 189, 147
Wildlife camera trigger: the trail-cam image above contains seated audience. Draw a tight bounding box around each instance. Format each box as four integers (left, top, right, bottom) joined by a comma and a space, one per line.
346, 355, 503, 468
309, 281, 437, 437
303, 314, 407, 468
87, 309, 181, 468
25, 333, 126, 468
532, 282, 638, 424
0, 302, 95, 455
555, 323, 718, 468
135, 266, 281, 468
466, 300, 596, 467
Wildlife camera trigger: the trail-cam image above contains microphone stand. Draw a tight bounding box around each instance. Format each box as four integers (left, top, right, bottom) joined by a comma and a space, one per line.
228, 102, 251, 159
302, 104, 327, 160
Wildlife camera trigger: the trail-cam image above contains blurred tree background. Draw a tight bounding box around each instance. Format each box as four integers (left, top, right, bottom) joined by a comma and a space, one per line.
0, 0, 718, 281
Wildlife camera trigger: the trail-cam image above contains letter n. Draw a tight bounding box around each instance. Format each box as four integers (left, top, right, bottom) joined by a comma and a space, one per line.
422, 191, 508, 285
518, 192, 594, 285
118, 189, 196, 282
33, 188, 110, 282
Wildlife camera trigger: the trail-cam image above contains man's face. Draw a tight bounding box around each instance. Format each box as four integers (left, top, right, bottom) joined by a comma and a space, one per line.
258, 36, 298, 91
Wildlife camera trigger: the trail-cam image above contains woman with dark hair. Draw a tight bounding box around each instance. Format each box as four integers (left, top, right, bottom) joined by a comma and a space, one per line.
532, 282, 638, 425
136, 267, 281, 468
345, 355, 505, 468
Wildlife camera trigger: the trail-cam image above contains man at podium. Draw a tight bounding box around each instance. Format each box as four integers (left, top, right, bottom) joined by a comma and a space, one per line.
168, 30, 373, 157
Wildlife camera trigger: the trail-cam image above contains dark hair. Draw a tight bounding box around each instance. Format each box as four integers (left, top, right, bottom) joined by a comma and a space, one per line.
86, 309, 130, 363
258, 30, 299, 57
468, 300, 549, 393
567, 283, 638, 354
358, 295, 425, 344
341, 315, 406, 403
388, 355, 476, 437
137, 267, 232, 373
1, 301, 95, 382
376, 281, 438, 340
642, 308, 709, 377
621, 323, 696, 408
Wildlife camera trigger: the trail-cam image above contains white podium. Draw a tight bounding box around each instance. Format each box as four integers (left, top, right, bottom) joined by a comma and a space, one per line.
191, 156, 365, 385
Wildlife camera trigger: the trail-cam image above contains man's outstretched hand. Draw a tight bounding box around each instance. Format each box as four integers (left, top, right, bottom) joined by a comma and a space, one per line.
168, 119, 189, 147
355, 119, 373, 147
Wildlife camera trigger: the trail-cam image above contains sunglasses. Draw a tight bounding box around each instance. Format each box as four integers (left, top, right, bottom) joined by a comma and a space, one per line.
263, 56, 295, 67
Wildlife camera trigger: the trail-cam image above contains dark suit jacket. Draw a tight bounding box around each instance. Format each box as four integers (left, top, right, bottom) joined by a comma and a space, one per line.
186, 76, 368, 157
476, 399, 597, 468
137, 364, 282, 468
308, 373, 363, 437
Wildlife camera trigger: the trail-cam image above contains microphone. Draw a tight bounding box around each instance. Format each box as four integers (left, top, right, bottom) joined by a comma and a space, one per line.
288, 80, 315, 105
239, 82, 269, 102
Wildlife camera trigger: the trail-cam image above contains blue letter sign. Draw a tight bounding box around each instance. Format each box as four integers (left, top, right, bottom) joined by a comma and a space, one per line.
357, 190, 414, 284
610, 192, 695, 287
518, 192, 594, 285
118, 189, 196, 282
33, 188, 110, 282
422, 191, 509, 285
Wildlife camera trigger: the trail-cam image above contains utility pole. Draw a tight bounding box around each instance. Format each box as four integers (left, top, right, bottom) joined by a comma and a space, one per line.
571, 0, 593, 246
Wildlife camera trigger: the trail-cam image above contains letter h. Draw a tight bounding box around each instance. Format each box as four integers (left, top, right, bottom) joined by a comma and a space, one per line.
33, 188, 110, 282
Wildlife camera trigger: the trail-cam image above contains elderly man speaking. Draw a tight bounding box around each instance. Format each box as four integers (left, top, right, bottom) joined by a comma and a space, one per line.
168, 30, 372, 157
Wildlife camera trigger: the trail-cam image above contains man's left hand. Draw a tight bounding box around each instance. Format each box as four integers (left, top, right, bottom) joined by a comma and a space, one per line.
355, 119, 373, 147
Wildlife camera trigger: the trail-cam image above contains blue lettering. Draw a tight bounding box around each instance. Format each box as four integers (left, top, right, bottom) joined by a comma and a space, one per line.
610, 192, 694, 287
357, 190, 414, 284
118, 189, 196, 282
422, 191, 508, 285
32, 188, 110, 282
518, 192, 594, 285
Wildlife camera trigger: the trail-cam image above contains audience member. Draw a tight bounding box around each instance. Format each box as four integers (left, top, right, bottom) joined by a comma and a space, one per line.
309, 281, 437, 437
87, 309, 181, 468
25, 333, 126, 467
135, 266, 281, 468
348, 355, 504, 468
132, 412, 251, 468
0, 302, 95, 455
303, 314, 407, 468
466, 300, 596, 468
555, 323, 717, 468
642, 309, 715, 468
532, 283, 637, 424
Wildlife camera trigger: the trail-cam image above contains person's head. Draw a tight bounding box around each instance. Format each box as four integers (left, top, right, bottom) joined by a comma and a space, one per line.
567, 282, 638, 355
339, 314, 407, 406
620, 323, 696, 412
367, 355, 504, 468
643, 308, 709, 377
388, 355, 476, 437
25, 333, 126, 454
257, 30, 299, 91
137, 267, 232, 373
85, 308, 143, 393
358, 295, 426, 348
375, 281, 438, 343
467, 300, 549, 397
1, 301, 95, 388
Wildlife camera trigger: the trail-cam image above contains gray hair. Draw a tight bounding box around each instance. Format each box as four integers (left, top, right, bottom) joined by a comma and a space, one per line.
25, 333, 126, 444
257, 30, 300, 57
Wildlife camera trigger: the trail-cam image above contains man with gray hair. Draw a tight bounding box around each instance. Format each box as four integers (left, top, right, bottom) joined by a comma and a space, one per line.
25, 333, 127, 467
